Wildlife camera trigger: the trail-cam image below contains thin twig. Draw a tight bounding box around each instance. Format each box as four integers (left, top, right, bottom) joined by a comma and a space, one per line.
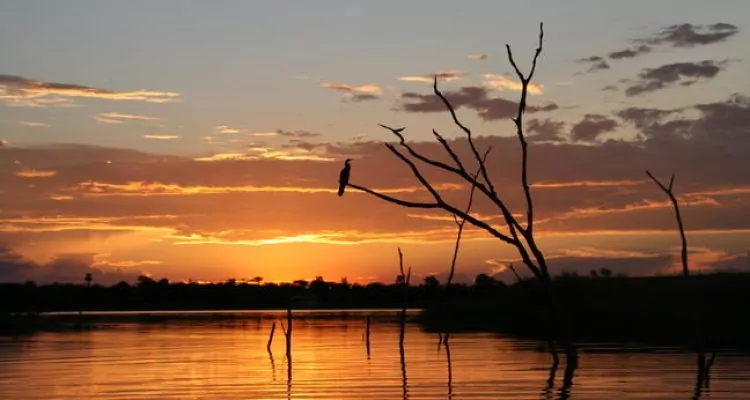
448, 147, 492, 285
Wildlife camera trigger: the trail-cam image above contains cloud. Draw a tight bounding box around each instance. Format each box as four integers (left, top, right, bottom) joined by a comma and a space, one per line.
19, 121, 50, 128
1, 92, 750, 282
576, 56, 610, 72
468, 54, 488, 60
320, 82, 382, 102
527, 118, 565, 142
143, 134, 180, 140
482, 74, 543, 94
0, 247, 145, 285
608, 45, 652, 60
0, 74, 180, 107
276, 129, 322, 139
570, 114, 619, 142
215, 125, 243, 134
94, 112, 163, 125
625, 60, 727, 96
398, 70, 465, 84
14, 169, 57, 178
399, 85, 557, 120
639, 23, 739, 48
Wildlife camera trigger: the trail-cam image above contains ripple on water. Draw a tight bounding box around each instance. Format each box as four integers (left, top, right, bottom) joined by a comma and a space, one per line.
1, 313, 749, 399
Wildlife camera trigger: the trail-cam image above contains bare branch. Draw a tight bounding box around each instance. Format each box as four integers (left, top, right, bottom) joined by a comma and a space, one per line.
385, 143, 444, 200
506, 22, 544, 235
346, 183, 440, 209
509, 264, 524, 283
398, 247, 405, 277
432, 129, 466, 171
646, 170, 689, 276
433, 76, 499, 199
646, 170, 670, 194
447, 147, 491, 285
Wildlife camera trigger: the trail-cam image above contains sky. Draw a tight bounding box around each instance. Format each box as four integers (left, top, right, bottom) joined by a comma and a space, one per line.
1, 0, 749, 285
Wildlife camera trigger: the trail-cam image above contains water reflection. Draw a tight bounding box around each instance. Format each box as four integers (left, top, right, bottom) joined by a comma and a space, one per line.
0, 312, 749, 399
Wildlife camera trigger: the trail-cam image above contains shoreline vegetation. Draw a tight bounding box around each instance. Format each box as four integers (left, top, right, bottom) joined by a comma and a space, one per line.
4, 271, 750, 351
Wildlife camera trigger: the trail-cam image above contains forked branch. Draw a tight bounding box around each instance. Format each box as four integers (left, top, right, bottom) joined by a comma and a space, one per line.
506, 21, 544, 235
646, 170, 688, 276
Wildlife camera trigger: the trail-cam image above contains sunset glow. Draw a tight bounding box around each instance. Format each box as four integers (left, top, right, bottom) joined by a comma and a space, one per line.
1, 1, 749, 285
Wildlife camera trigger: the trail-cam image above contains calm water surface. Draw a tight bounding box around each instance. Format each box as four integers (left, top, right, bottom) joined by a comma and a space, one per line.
1, 310, 749, 399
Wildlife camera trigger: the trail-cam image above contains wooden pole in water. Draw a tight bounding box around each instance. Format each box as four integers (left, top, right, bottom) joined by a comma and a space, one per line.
285, 305, 292, 361
365, 315, 371, 358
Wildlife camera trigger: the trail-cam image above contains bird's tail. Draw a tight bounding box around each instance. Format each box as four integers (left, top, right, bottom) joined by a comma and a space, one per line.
338, 186, 345, 196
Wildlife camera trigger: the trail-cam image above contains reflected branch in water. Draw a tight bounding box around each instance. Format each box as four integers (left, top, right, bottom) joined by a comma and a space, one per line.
693, 351, 717, 400
269, 348, 276, 381
400, 338, 408, 400
444, 333, 453, 399
542, 360, 558, 399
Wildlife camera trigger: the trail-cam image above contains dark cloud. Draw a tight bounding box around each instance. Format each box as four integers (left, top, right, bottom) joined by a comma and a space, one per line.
576, 56, 610, 72
713, 252, 750, 271
616, 107, 680, 130
608, 45, 652, 60
0, 247, 143, 285
276, 130, 321, 139
602, 85, 618, 92
344, 93, 379, 102
399, 86, 558, 120
625, 60, 727, 96
640, 23, 739, 48
570, 114, 619, 142
527, 118, 566, 142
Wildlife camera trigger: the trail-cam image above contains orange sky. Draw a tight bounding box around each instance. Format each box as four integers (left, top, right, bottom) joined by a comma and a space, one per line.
1, 3, 749, 284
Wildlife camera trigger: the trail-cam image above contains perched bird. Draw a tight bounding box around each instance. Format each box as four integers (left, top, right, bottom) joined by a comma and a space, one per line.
338, 158, 352, 196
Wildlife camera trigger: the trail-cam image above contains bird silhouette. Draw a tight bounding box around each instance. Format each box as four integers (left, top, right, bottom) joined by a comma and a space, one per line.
338, 158, 352, 196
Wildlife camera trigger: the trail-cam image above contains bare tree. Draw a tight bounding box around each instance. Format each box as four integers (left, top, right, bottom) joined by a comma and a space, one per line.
646, 170, 715, 388
343, 22, 578, 370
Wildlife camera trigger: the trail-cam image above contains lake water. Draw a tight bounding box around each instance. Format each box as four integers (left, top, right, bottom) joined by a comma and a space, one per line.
1, 310, 749, 399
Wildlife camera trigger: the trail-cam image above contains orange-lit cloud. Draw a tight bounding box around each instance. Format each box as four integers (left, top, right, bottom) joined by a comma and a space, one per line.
15, 169, 57, 178
73, 180, 464, 197
0, 74, 180, 107
320, 82, 382, 101
398, 70, 465, 84
532, 180, 646, 189
19, 121, 50, 128
215, 125, 243, 134
94, 112, 163, 124
143, 134, 180, 140
482, 74, 543, 94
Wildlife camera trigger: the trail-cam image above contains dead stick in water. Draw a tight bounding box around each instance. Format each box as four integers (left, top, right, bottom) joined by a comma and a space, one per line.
365, 315, 371, 358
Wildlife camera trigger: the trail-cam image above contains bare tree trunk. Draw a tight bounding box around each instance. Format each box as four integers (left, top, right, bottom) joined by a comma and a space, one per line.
343, 21, 578, 375
646, 171, 713, 387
